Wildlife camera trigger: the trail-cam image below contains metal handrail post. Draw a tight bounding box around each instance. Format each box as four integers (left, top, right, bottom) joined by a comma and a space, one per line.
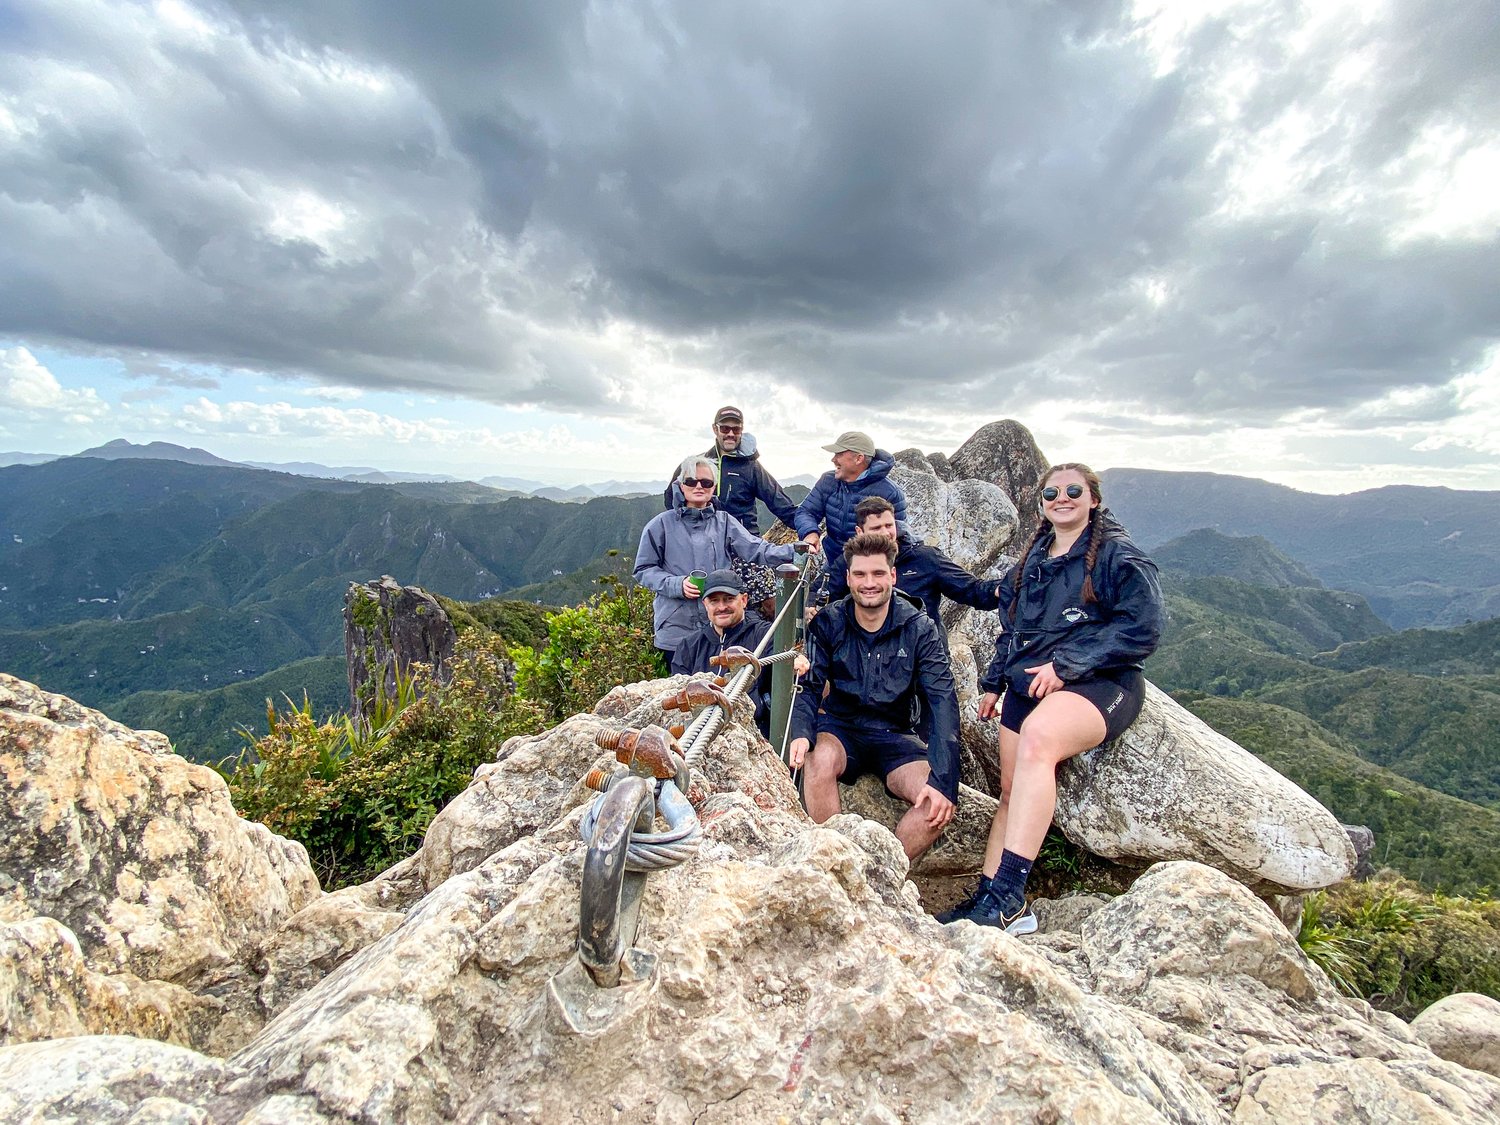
768, 564, 804, 752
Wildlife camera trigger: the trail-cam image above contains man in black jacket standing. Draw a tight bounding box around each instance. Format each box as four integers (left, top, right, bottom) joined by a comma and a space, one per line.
788, 532, 960, 861
664, 406, 800, 615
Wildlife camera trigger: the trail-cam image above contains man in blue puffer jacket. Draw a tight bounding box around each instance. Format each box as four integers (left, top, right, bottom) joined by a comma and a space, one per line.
794, 430, 907, 601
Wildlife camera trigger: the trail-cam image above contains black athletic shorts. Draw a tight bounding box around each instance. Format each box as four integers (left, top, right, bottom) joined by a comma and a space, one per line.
999, 668, 1146, 743
814, 713, 928, 785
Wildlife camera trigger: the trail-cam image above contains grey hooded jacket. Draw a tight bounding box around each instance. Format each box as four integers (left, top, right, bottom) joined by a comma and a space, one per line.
634, 495, 797, 651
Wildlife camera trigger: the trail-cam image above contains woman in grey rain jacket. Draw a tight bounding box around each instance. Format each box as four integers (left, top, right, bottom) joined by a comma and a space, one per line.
635, 454, 798, 658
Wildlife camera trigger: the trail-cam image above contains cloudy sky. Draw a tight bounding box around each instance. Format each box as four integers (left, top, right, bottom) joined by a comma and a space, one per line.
2, 0, 1496, 489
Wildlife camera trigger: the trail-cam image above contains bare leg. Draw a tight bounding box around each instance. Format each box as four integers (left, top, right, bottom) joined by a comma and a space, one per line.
980, 693, 1105, 873
980, 724, 1020, 877
884, 760, 941, 861
802, 732, 848, 823
1005, 693, 1106, 860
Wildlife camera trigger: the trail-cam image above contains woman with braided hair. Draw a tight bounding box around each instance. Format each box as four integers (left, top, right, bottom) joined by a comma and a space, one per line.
939, 463, 1164, 933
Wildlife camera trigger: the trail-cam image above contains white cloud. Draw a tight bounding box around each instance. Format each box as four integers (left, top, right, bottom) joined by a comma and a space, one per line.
1, 0, 1497, 487
0, 347, 106, 420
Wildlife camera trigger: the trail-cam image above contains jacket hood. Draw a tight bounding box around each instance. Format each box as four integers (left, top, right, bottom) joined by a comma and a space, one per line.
855, 448, 895, 484
1095, 507, 1130, 540
712, 432, 760, 461
670, 486, 720, 519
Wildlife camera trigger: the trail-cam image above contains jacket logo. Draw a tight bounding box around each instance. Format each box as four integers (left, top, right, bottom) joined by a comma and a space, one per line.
897, 648, 907, 658
1062, 607, 1087, 624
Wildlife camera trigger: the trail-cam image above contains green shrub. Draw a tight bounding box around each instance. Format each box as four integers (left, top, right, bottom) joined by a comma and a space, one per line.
222, 639, 546, 888
512, 576, 665, 721
1299, 876, 1500, 1018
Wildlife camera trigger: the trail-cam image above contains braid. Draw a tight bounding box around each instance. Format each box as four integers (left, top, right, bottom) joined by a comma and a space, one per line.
1007, 521, 1049, 624
1081, 509, 1103, 604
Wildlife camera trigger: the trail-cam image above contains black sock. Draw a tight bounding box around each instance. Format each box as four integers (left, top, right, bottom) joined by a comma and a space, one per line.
991, 849, 1034, 909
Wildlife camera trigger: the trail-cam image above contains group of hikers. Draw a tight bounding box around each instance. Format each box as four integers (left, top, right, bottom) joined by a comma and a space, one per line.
634, 406, 1165, 935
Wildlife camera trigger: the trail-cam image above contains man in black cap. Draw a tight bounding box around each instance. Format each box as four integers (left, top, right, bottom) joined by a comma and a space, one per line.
663, 406, 800, 616
670, 568, 778, 736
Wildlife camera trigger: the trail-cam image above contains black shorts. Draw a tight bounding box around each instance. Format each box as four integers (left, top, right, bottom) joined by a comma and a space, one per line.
999, 669, 1145, 743
814, 713, 928, 785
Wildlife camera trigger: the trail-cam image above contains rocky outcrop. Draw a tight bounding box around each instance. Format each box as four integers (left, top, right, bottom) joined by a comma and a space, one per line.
1, 680, 1495, 1123
947, 419, 1051, 550
1412, 993, 1500, 1078
888, 463, 1017, 591
344, 575, 458, 720
0, 674, 323, 1054
1345, 823, 1377, 879
0, 675, 319, 989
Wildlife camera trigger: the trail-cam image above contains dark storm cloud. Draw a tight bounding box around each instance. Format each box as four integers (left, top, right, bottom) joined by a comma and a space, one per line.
1, 0, 1497, 424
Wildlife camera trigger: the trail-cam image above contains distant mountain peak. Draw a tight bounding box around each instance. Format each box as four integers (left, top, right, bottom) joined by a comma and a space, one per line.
1153, 528, 1323, 588
73, 439, 243, 469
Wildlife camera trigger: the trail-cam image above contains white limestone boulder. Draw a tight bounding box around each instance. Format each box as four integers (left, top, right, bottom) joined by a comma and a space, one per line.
1411, 992, 1500, 1078
1056, 683, 1356, 892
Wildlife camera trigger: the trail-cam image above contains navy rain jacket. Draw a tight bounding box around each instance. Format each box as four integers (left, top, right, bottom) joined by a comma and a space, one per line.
662, 433, 799, 534
671, 613, 774, 735
980, 509, 1164, 698
792, 592, 961, 802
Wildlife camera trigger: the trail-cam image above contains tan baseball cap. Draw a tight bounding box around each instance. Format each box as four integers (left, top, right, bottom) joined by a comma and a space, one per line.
821, 430, 876, 456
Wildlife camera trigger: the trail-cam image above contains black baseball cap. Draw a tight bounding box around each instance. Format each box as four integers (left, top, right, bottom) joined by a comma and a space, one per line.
702, 569, 744, 597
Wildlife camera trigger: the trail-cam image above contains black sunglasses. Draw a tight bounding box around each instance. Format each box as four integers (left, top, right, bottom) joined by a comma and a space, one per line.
1041, 483, 1086, 502
715, 424, 743, 433
682, 477, 716, 489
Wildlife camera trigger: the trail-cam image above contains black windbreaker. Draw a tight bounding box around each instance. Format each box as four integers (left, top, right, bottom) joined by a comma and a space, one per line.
980, 509, 1164, 698
792, 592, 961, 802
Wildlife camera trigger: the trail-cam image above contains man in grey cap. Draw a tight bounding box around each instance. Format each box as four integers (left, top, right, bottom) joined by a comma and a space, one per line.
794, 430, 908, 600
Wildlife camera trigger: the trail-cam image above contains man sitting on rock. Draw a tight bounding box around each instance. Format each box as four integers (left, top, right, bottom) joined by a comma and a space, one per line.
788, 532, 960, 861
670, 568, 778, 737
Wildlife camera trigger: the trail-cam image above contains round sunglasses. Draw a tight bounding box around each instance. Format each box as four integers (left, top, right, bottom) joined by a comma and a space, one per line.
1041, 483, 1086, 502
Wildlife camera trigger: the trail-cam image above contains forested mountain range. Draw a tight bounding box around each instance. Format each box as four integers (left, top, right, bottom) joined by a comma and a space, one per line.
1103, 468, 1500, 628
3, 453, 1499, 891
